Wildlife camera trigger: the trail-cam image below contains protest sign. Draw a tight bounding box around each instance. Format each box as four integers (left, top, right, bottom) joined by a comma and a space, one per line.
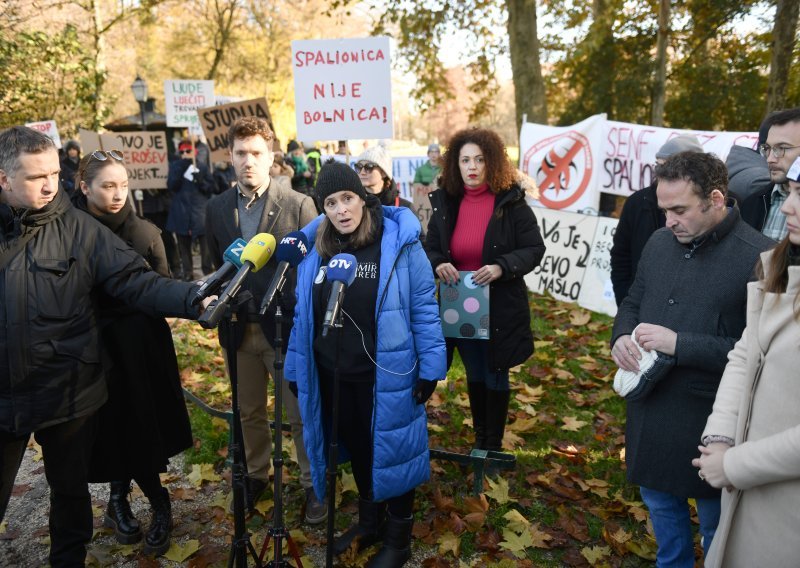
520, 114, 758, 210
78, 129, 168, 190
197, 97, 275, 163
164, 80, 215, 128
26, 120, 62, 149
577, 217, 618, 316
291, 36, 393, 141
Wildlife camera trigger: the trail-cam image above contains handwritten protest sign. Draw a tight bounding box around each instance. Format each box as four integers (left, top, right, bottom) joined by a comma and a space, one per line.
26, 120, 62, 149
78, 129, 168, 190
291, 36, 393, 141
577, 217, 618, 316
197, 97, 275, 163
164, 80, 215, 128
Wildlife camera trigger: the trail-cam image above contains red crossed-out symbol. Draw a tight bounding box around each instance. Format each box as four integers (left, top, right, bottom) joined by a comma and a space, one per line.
523, 131, 593, 210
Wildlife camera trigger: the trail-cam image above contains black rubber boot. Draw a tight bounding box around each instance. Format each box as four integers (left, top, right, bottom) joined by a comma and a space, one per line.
365, 513, 413, 567
484, 389, 511, 451
466, 382, 488, 449
143, 487, 172, 556
104, 481, 142, 544
333, 498, 387, 556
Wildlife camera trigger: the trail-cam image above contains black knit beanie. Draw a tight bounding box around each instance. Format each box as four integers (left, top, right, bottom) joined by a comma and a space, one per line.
315, 161, 368, 206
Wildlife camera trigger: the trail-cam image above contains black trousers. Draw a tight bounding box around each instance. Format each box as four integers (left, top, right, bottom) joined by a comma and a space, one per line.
0, 414, 97, 567
142, 211, 181, 278
318, 370, 413, 517
176, 234, 213, 280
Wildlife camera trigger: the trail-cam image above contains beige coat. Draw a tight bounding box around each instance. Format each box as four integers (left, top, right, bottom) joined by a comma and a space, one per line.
702, 250, 800, 568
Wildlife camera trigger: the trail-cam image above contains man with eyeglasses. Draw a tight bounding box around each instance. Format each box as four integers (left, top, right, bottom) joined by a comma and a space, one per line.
738, 107, 800, 241
0, 126, 207, 566
611, 152, 773, 568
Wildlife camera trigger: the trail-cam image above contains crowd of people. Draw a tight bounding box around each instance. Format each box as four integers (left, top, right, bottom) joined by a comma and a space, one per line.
1, 104, 799, 567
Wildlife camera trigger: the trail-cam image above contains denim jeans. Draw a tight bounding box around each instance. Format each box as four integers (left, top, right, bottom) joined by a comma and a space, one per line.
446, 338, 509, 391
639, 486, 721, 567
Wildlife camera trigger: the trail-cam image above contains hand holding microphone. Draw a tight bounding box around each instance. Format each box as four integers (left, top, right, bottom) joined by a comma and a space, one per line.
199, 233, 276, 329
321, 253, 357, 338
192, 238, 246, 306
259, 231, 310, 315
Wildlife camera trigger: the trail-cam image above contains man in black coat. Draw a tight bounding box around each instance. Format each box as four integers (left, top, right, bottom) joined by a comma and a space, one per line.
610, 135, 703, 306
0, 126, 206, 566
610, 152, 774, 567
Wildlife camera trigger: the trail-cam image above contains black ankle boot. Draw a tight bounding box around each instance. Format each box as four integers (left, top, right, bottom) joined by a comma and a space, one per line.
143, 487, 172, 556
484, 389, 511, 451
104, 481, 142, 544
334, 498, 387, 556
467, 382, 488, 449
365, 513, 413, 567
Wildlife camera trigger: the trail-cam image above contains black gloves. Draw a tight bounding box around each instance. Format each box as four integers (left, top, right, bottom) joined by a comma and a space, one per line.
287, 381, 298, 398
412, 379, 437, 405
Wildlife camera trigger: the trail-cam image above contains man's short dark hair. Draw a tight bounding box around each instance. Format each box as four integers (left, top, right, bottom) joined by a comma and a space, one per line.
227, 117, 274, 149
0, 126, 56, 177
655, 151, 728, 199
768, 107, 800, 129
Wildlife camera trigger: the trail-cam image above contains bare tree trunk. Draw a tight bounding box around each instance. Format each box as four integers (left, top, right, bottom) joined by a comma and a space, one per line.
650, 0, 670, 126
506, 0, 548, 132
206, 0, 241, 81
766, 0, 800, 113
89, 0, 106, 130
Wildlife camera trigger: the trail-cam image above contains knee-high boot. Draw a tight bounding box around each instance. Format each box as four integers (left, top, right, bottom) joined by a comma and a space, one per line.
484, 389, 511, 452
143, 487, 172, 556
365, 513, 413, 567
467, 382, 487, 450
333, 497, 387, 556
104, 481, 142, 544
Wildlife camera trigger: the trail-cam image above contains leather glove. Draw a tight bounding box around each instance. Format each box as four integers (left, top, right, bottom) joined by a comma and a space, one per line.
191, 171, 202, 184
412, 379, 437, 405
287, 381, 298, 398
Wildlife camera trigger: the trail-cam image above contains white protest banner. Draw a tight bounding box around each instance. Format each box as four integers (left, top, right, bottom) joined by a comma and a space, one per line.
26, 120, 62, 149
577, 217, 618, 317
78, 129, 168, 190
601, 120, 757, 196
524, 207, 597, 303
520, 115, 605, 214
292, 36, 393, 141
197, 97, 275, 163
164, 80, 215, 128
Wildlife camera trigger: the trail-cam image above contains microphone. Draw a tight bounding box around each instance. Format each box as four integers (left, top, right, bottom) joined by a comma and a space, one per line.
258, 231, 310, 315
192, 238, 246, 306
321, 253, 357, 338
198, 233, 276, 329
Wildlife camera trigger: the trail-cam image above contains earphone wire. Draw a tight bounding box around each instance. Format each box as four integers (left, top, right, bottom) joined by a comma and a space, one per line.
342, 309, 419, 376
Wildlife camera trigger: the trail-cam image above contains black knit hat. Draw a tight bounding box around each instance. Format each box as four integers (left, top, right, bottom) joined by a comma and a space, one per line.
315, 160, 368, 205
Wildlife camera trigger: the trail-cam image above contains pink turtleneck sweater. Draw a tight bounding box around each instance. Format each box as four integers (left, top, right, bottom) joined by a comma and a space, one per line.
450, 183, 494, 270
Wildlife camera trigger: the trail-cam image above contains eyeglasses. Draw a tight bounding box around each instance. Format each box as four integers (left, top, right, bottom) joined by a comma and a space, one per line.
91, 150, 123, 162
759, 144, 800, 159
180, 149, 194, 155
353, 162, 378, 174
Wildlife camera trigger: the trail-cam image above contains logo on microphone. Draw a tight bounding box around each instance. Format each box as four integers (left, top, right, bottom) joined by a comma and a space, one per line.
328, 258, 353, 270
280, 236, 308, 256
522, 130, 593, 210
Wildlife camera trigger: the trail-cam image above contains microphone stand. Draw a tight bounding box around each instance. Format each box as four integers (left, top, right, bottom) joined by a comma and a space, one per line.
325, 310, 344, 568
258, 289, 303, 567
218, 292, 263, 568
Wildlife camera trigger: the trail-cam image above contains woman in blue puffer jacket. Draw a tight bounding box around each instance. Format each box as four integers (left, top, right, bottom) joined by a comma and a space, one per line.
286, 161, 446, 567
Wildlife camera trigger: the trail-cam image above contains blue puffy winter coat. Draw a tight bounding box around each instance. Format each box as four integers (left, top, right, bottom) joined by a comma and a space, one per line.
285, 205, 446, 502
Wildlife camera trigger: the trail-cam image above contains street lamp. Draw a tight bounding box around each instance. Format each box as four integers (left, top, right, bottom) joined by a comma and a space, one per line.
130, 75, 148, 130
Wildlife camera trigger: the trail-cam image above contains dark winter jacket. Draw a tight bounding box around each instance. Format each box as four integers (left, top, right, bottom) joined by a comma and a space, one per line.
166, 158, 214, 236
425, 184, 546, 370
727, 145, 774, 233
610, 183, 665, 305
611, 208, 774, 498
0, 189, 199, 434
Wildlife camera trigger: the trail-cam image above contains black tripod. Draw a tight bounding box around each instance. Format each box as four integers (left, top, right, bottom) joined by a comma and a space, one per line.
325, 313, 344, 568
200, 293, 263, 568
258, 293, 303, 567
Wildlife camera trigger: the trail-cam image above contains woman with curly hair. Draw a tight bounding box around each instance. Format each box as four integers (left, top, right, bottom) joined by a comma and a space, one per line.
425, 127, 546, 451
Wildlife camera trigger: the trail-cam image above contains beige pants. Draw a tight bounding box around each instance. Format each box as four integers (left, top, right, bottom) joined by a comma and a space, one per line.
225, 323, 311, 486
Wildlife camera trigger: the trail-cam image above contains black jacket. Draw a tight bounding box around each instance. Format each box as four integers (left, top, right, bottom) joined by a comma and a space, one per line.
609, 183, 665, 305
166, 158, 214, 236
727, 145, 774, 232
425, 184, 546, 370
0, 189, 198, 434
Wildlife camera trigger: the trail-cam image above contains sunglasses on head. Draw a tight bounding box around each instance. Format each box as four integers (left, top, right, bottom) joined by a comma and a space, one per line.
353, 162, 378, 174
91, 150, 123, 162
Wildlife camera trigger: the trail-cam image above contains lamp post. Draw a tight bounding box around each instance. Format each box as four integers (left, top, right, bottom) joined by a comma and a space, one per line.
130, 75, 148, 130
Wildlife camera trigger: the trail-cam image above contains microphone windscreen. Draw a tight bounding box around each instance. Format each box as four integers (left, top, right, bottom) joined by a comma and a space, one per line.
222, 238, 247, 267
241, 233, 276, 272
276, 231, 310, 267
326, 253, 357, 286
